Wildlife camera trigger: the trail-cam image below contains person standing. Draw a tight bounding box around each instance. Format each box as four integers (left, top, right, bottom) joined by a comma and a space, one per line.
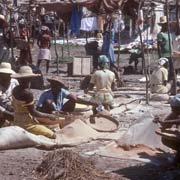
0, 14, 9, 62
157, 16, 174, 81
17, 19, 32, 66
37, 26, 51, 74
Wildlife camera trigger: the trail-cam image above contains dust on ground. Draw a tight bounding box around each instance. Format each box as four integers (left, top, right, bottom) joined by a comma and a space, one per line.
0, 43, 178, 180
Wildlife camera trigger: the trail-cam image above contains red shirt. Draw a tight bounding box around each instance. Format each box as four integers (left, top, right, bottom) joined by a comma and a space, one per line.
38, 34, 51, 49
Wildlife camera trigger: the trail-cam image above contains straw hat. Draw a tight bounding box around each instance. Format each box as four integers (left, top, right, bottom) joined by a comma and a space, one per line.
0, 62, 15, 74
158, 16, 167, 25
47, 76, 65, 86
11, 66, 40, 79
0, 14, 8, 28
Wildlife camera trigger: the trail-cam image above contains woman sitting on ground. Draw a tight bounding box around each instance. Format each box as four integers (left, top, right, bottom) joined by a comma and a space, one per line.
11, 66, 73, 139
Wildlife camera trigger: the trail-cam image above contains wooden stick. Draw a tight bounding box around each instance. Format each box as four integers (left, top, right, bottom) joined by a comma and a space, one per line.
165, 0, 177, 95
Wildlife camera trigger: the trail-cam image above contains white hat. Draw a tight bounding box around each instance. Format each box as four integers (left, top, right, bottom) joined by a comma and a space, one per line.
158, 16, 167, 25
158, 57, 169, 66
0, 62, 15, 74
11, 66, 40, 79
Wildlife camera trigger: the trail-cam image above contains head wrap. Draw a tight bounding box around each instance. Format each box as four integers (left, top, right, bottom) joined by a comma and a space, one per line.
98, 55, 109, 64
158, 57, 169, 66
170, 94, 180, 107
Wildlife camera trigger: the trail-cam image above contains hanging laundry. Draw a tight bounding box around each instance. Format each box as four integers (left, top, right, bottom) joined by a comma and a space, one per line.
70, 6, 82, 35
80, 17, 98, 32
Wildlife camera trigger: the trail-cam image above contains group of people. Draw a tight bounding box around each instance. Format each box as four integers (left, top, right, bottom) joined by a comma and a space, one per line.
150, 15, 178, 96
0, 12, 53, 74
0, 53, 116, 138
1, 8, 180, 168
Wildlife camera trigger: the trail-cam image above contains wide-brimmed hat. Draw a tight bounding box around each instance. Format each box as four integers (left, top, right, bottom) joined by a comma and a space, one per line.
11, 66, 40, 79
0, 62, 15, 74
47, 76, 65, 86
158, 16, 167, 25
0, 14, 8, 28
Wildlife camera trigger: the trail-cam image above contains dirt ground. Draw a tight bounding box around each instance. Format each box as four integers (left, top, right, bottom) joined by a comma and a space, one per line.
0, 43, 179, 180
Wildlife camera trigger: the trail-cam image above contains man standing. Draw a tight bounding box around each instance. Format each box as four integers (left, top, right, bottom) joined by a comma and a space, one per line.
37, 26, 51, 74
0, 15, 9, 62
157, 16, 174, 81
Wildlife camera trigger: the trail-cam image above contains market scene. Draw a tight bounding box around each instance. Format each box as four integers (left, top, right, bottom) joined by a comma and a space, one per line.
0, 0, 180, 179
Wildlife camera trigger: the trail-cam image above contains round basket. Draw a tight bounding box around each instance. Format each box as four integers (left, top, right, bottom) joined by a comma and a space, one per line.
86, 115, 120, 132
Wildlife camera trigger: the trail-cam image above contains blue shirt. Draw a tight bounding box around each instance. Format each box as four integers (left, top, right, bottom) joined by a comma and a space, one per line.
37, 88, 70, 111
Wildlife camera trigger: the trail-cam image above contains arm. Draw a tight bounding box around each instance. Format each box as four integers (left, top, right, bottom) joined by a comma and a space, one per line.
37, 35, 41, 47
48, 36, 51, 49
76, 96, 98, 107
23, 91, 64, 125
159, 119, 180, 130
0, 106, 14, 121
66, 91, 98, 107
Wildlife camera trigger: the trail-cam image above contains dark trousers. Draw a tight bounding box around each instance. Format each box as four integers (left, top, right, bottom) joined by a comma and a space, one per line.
162, 137, 180, 164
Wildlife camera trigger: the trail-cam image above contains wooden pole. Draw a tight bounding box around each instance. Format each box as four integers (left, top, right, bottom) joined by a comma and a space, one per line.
53, 13, 59, 75
9, 9, 14, 64
138, 1, 149, 104
117, 16, 121, 69
176, 0, 180, 35
165, 0, 177, 95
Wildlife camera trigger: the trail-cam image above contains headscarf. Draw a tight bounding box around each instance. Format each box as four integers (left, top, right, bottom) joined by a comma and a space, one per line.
98, 55, 109, 68
158, 57, 169, 66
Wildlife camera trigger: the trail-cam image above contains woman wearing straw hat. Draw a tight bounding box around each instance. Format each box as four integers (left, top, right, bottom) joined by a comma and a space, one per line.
0, 62, 18, 127
11, 66, 73, 139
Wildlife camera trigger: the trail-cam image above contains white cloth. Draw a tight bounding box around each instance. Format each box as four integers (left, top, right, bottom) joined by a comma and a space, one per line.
80, 17, 98, 32
0, 78, 19, 111
150, 66, 170, 94
0, 79, 19, 102
38, 48, 51, 61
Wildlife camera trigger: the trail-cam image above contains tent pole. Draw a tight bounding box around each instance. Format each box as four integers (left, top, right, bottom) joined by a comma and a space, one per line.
54, 13, 59, 75
165, 0, 177, 95
9, 8, 14, 64
138, 1, 149, 104
176, 0, 180, 35
117, 17, 120, 69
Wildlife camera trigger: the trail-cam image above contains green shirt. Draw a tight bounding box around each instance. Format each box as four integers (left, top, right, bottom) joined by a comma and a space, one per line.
157, 32, 172, 58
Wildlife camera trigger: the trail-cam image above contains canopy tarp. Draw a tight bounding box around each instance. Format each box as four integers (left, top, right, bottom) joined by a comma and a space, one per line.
39, 0, 124, 14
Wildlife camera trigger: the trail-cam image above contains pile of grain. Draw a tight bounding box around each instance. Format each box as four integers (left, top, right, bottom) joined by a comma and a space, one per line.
37, 150, 117, 180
